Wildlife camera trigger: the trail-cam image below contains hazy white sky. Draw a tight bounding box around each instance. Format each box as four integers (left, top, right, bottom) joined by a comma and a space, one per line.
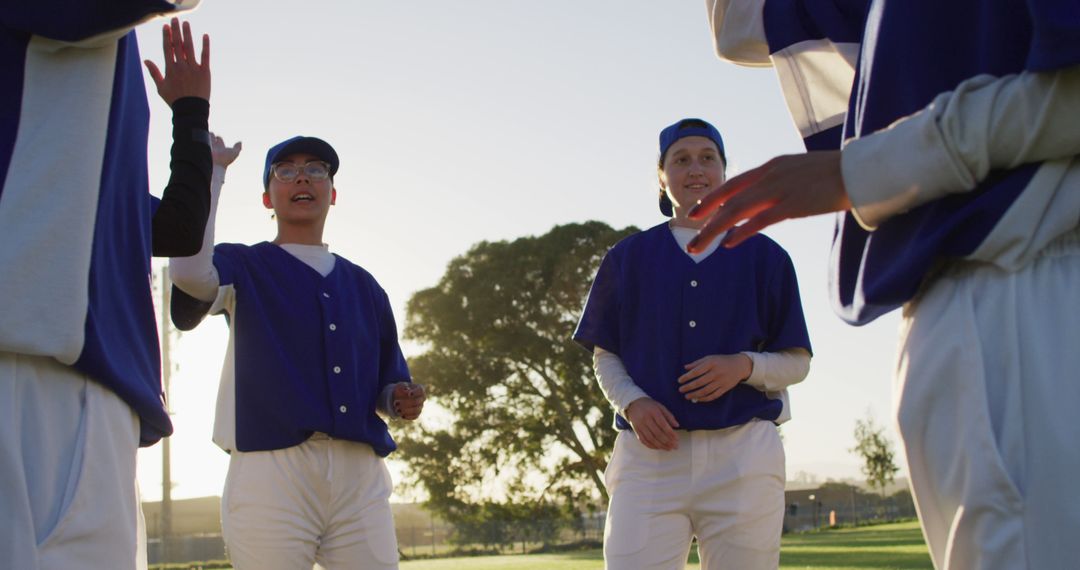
137, 0, 904, 503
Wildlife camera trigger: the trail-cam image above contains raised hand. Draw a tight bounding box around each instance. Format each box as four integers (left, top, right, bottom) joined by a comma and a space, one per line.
625, 397, 680, 451
686, 150, 850, 252
677, 353, 752, 403
144, 18, 210, 106
210, 133, 242, 168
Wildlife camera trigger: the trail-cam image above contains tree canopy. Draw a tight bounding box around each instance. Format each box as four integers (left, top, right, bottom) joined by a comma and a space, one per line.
397, 221, 638, 524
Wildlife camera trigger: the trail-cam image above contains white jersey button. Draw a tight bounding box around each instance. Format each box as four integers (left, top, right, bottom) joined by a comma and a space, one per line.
689, 320, 697, 328
339, 405, 347, 413
329, 323, 337, 331
322, 292, 330, 298
690, 280, 698, 287
333, 366, 342, 374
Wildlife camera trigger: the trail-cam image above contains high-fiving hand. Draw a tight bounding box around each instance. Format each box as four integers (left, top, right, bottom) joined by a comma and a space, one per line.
210, 133, 242, 168
144, 18, 210, 106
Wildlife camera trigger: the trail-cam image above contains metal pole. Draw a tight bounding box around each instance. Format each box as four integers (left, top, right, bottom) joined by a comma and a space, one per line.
160, 267, 173, 563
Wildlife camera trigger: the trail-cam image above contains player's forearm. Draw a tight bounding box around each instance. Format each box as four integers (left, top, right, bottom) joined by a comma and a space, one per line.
168, 155, 223, 303
844, 64, 1080, 229
740, 347, 810, 392
153, 96, 212, 257
594, 347, 650, 415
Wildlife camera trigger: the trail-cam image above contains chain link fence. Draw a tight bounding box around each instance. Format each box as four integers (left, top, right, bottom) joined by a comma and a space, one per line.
147, 487, 916, 566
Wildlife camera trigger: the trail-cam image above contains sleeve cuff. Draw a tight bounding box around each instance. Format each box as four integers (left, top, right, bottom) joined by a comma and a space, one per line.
378, 383, 400, 419
841, 104, 974, 230
171, 96, 209, 120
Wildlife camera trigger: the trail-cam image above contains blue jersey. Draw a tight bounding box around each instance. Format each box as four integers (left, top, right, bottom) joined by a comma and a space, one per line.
574, 224, 811, 431
174, 242, 411, 456
0, 1, 194, 447
761, 0, 1080, 324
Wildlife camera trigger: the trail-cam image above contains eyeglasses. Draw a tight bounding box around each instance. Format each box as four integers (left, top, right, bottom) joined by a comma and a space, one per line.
271, 161, 331, 183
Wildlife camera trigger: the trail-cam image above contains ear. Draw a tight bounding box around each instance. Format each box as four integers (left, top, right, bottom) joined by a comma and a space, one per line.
657, 168, 668, 191
330, 187, 337, 206
262, 191, 273, 209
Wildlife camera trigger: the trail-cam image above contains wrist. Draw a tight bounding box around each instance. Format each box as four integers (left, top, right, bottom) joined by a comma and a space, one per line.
740, 353, 754, 382
624, 397, 648, 416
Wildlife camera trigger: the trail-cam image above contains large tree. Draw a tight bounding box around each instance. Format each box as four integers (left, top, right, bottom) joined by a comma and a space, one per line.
397, 221, 637, 521
851, 412, 901, 497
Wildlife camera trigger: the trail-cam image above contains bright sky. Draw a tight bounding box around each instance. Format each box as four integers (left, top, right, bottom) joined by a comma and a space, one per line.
136, 1, 904, 503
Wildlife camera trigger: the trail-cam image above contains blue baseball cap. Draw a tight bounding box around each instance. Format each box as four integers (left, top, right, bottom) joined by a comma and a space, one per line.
658, 118, 726, 216
263, 136, 340, 189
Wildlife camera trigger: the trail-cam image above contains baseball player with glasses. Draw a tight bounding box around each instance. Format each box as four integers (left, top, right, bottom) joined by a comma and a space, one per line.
1, 5, 211, 569
574, 118, 812, 570
695, 0, 1080, 567
168, 134, 425, 569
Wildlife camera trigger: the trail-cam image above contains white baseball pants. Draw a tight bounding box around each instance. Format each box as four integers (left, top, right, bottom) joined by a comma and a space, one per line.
896, 229, 1080, 569
603, 420, 785, 570
221, 435, 400, 569
0, 352, 144, 570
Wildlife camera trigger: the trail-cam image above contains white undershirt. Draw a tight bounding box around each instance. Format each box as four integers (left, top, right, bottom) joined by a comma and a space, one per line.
669, 224, 723, 263
277, 243, 336, 277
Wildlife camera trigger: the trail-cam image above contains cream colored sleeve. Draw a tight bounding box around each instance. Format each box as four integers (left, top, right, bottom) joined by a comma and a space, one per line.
843, 65, 1080, 229
168, 164, 223, 302
740, 347, 811, 392
705, 0, 772, 66
593, 347, 650, 416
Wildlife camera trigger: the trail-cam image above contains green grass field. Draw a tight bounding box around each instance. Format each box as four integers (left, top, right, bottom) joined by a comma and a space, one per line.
399, 521, 932, 570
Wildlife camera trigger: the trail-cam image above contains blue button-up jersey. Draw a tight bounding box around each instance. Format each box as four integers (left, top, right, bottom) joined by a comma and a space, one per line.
574, 224, 811, 431
189, 242, 411, 456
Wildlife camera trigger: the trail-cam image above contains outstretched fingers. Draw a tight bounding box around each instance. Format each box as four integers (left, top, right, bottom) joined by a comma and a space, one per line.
181, 20, 196, 64
200, 33, 210, 69
686, 167, 772, 252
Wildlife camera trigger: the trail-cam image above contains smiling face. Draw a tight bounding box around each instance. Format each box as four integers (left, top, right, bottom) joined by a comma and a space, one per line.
659, 136, 726, 220
262, 152, 337, 229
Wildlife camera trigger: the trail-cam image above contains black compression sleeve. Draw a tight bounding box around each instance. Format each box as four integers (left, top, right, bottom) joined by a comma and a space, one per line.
152, 96, 212, 257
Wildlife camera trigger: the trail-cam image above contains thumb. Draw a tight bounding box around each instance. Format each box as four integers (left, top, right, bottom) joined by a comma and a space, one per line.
144, 60, 164, 89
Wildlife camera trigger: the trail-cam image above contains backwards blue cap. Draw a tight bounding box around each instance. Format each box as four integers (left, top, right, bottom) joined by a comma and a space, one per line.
263, 136, 340, 189
658, 118, 726, 216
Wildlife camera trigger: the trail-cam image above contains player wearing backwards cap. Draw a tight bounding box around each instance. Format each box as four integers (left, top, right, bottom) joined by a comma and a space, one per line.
168, 135, 425, 569
697, 1, 1080, 567
1, 6, 211, 569
574, 118, 812, 569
